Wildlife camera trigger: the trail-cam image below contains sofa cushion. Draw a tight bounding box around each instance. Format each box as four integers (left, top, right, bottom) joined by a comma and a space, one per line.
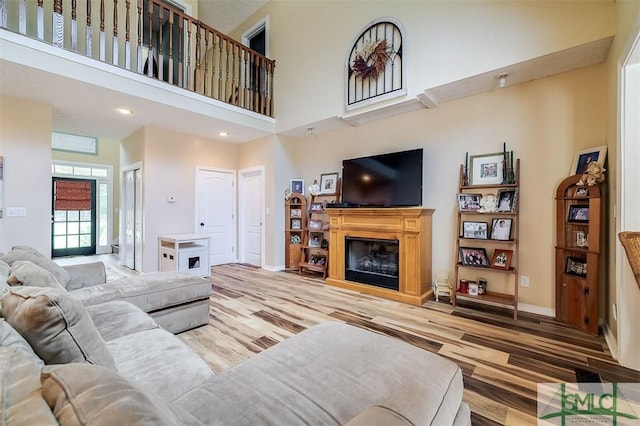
1, 247, 70, 287
106, 328, 215, 403
86, 301, 159, 342
42, 363, 202, 426
175, 322, 464, 426
345, 406, 413, 426
0, 287, 116, 369
0, 319, 42, 366
71, 271, 211, 313
7, 261, 64, 290
0, 347, 58, 425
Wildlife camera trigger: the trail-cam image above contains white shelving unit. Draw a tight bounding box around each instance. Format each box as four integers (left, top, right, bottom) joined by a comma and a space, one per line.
158, 233, 210, 277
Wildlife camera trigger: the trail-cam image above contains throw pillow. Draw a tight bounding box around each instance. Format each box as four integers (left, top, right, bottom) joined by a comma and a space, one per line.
1, 246, 70, 287
0, 347, 58, 425
42, 363, 202, 426
7, 260, 64, 290
0, 286, 116, 369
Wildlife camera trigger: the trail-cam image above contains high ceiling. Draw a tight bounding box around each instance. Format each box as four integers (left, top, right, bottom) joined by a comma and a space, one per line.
198, 0, 268, 35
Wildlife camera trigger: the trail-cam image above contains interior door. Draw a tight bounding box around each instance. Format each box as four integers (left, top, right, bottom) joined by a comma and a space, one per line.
51, 178, 96, 257
196, 168, 235, 266
240, 168, 263, 267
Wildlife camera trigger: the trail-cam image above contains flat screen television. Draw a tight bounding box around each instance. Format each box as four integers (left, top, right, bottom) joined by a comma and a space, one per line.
341, 148, 423, 207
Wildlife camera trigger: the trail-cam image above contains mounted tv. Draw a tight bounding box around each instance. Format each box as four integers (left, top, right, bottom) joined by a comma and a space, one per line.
341, 148, 423, 207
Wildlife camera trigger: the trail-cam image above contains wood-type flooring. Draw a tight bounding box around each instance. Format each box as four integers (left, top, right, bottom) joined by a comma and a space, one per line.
178, 264, 639, 425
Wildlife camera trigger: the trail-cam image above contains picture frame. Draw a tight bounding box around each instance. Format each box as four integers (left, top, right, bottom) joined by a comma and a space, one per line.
565, 256, 587, 277
496, 188, 517, 213
462, 221, 488, 239
570, 145, 607, 176
459, 247, 489, 267
490, 218, 513, 241
291, 218, 302, 230
491, 249, 513, 270
308, 219, 323, 230
310, 202, 324, 212
575, 187, 589, 197
290, 179, 304, 195
469, 152, 505, 186
308, 254, 327, 266
290, 208, 302, 218
568, 204, 589, 223
319, 172, 339, 195
308, 232, 323, 247
458, 193, 482, 212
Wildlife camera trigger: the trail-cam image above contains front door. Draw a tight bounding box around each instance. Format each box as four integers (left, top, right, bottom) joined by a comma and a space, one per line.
196, 168, 236, 266
51, 178, 96, 257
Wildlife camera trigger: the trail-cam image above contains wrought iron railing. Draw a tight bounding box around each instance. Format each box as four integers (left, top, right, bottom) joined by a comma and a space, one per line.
0, 0, 275, 117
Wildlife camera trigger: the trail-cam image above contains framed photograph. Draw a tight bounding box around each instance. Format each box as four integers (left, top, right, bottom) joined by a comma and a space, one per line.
496, 188, 517, 213
491, 249, 513, 270
575, 187, 588, 197
469, 152, 505, 186
308, 254, 327, 266
458, 193, 482, 212
490, 218, 513, 240
308, 219, 323, 230
565, 256, 587, 277
568, 204, 589, 223
574, 231, 588, 248
290, 208, 302, 218
308, 232, 323, 247
462, 221, 488, 239
290, 179, 304, 195
459, 247, 489, 267
310, 202, 324, 212
319, 172, 339, 195
570, 145, 607, 175
291, 218, 302, 230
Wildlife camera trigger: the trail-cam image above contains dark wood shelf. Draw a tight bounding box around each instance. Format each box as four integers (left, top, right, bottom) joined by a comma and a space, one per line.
458, 211, 517, 216
454, 290, 516, 309
457, 263, 517, 274
298, 262, 327, 273
458, 237, 518, 243
460, 183, 518, 190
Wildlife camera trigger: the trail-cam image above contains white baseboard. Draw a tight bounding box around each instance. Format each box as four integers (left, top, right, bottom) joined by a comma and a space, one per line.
517, 303, 555, 317
602, 323, 619, 360
263, 264, 285, 272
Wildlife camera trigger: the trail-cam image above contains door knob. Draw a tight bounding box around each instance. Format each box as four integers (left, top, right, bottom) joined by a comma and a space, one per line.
200, 222, 205, 226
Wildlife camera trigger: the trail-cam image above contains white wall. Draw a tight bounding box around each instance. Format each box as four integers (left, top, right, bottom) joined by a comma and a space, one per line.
0, 97, 53, 254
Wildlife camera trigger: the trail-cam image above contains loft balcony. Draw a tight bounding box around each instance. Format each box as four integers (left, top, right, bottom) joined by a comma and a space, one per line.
0, 0, 275, 141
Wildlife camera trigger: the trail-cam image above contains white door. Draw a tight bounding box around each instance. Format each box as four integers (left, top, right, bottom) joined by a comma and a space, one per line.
196, 168, 236, 266
123, 170, 136, 269
239, 168, 264, 267
122, 167, 143, 271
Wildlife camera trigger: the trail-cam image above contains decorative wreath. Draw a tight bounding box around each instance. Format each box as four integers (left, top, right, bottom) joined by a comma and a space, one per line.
351, 39, 391, 80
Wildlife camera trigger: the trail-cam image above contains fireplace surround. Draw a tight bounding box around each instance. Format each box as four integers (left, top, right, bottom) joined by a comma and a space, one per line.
325, 207, 434, 306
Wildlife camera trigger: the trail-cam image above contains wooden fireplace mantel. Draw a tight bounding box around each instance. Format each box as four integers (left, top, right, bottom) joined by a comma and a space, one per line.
325, 207, 435, 306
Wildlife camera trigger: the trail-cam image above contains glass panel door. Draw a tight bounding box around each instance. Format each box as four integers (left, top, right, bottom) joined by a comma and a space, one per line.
51, 178, 96, 257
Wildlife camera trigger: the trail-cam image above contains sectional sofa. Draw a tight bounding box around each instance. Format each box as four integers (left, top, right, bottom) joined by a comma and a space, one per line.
0, 246, 471, 425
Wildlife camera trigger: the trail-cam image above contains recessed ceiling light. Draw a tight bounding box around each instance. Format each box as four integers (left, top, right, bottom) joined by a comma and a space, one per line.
116, 108, 134, 115
218, 131, 229, 137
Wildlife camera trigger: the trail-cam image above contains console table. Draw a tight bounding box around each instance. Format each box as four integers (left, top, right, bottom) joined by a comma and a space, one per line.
325, 207, 434, 306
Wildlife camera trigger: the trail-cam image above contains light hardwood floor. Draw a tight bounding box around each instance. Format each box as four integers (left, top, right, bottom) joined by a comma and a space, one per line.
177, 264, 639, 426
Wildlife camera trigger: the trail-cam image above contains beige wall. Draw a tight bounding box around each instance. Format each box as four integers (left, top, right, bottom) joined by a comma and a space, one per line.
52, 138, 121, 243
0, 97, 53, 254
132, 127, 238, 272
282, 65, 605, 313
234, 1, 614, 133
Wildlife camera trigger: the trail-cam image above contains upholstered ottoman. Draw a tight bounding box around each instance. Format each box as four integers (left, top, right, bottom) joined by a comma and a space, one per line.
70, 272, 211, 333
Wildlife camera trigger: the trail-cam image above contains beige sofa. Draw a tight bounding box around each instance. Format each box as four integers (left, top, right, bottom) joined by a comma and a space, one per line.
1, 246, 211, 333
0, 249, 471, 425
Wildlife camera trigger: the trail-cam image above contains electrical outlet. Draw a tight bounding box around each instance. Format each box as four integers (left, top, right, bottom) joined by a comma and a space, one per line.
520, 276, 530, 287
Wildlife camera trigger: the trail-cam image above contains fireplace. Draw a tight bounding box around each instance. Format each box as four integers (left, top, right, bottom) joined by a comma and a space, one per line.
325, 207, 434, 306
345, 237, 399, 290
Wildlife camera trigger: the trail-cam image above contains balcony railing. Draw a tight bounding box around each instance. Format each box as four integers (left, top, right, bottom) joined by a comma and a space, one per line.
0, 0, 275, 117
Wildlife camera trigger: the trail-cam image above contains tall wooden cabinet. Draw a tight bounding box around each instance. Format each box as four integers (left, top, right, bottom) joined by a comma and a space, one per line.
555, 175, 603, 335
285, 195, 307, 269
453, 160, 520, 319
